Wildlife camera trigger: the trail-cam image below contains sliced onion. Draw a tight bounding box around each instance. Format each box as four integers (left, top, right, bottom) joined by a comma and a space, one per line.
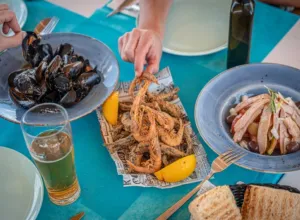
229, 108, 237, 116
271, 127, 279, 140
278, 92, 289, 104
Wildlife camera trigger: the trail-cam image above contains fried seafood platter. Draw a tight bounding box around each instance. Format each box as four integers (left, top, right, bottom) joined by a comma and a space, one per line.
100, 71, 205, 183
227, 88, 300, 156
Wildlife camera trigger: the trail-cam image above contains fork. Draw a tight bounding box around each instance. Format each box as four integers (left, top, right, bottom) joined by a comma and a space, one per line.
38, 16, 59, 35
156, 149, 247, 220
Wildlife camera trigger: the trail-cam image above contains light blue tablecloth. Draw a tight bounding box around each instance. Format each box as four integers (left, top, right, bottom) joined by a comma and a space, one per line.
1, 1, 299, 219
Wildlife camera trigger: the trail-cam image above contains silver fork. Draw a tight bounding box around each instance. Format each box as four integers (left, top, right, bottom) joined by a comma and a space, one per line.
157, 149, 247, 220
39, 16, 59, 35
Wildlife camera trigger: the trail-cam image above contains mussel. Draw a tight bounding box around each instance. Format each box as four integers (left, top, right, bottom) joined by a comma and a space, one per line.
78, 71, 101, 88
60, 89, 77, 107
62, 61, 83, 79
9, 69, 38, 95
36, 60, 48, 84
54, 43, 74, 57
22, 32, 40, 64
9, 88, 36, 109
22, 32, 53, 67
53, 74, 70, 93
45, 55, 63, 89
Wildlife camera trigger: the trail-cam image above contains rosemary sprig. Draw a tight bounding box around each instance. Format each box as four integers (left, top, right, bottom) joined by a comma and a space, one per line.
264, 86, 276, 113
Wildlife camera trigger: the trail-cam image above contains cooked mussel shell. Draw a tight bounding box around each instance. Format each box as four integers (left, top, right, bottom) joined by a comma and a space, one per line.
8, 69, 27, 87
39, 90, 60, 103
62, 54, 71, 65
53, 74, 70, 93
11, 69, 38, 95
60, 89, 77, 107
62, 61, 83, 79
45, 55, 62, 75
38, 44, 53, 63
78, 71, 101, 88
45, 55, 62, 87
9, 87, 36, 109
83, 59, 94, 72
74, 87, 88, 102
54, 43, 74, 57
37, 82, 48, 102
22, 32, 40, 64
36, 61, 47, 84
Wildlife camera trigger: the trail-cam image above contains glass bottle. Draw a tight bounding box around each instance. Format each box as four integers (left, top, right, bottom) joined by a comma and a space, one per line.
227, 0, 255, 69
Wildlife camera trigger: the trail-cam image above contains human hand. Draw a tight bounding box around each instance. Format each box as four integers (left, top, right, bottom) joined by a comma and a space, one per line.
118, 28, 163, 77
0, 4, 25, 51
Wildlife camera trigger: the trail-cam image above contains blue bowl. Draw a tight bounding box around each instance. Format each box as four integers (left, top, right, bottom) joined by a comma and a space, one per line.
195, 63, 300, 173
0, 33, 119, 123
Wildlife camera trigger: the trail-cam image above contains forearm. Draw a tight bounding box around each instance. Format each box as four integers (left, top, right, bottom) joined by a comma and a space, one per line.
138, 0, 173, 39
260, 0, 300, 7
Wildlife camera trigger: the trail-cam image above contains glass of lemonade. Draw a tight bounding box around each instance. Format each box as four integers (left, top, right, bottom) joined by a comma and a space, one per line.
21, 103, 80, 205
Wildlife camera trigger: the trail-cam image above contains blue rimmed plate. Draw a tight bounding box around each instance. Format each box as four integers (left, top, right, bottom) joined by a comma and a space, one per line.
195, 63, 300, 173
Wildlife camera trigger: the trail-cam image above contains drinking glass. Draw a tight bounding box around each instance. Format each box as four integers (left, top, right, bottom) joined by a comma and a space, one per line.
21, 103, 80, 205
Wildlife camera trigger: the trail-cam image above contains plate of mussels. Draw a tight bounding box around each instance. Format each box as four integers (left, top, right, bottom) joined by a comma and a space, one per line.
0, 32, 119, 123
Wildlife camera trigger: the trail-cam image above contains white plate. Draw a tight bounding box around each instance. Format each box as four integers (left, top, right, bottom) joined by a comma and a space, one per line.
1, 0, 28, 35
0, 147, 43, 220
162, 0, 232, 56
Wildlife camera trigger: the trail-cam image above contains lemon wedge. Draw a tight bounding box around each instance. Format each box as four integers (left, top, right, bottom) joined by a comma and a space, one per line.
155, 154, 196, 183
103, 91, 119, 125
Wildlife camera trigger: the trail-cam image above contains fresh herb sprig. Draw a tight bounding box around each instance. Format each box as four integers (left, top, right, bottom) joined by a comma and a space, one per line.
265, 86, 277, 113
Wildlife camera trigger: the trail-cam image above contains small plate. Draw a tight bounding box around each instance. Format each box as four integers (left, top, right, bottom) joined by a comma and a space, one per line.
163, 0, 231, 56
136, 0, 231, 56
1, 0, 28, 35
195, 63, 300, 173
0, 33, 119, 123
0, 147, 43, 220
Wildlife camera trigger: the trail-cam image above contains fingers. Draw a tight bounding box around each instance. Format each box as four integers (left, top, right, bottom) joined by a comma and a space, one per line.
0, 4, 9, 11
0, 9, 21, 33
134, 33, 152, 76
0, 31, 26, 50
145, 60, 159, 74
118, 36, 123, 56
121, 33, 129, 60
119, 28, 141, 63
118, 29, 162, 77
123, 29, 140, 62
2, 22, 9, 34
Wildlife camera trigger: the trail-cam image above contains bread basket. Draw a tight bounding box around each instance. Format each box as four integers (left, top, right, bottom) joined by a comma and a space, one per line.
229, 184, 300, 207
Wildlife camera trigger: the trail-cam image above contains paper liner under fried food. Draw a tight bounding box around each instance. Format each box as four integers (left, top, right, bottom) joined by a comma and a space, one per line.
96, 67, 211, 188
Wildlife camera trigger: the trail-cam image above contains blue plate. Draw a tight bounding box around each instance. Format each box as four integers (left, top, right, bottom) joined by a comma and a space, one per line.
0, 33, 119, 123
195, 63, 300, 173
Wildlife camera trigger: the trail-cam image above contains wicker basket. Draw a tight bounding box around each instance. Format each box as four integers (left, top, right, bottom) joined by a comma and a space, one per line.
229, 184, 300, 208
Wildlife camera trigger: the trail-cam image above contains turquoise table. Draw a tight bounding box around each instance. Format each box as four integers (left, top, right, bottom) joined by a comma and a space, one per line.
1, 1, 299, 219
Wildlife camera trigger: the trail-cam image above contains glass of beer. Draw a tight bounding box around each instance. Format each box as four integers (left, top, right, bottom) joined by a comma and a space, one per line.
21, 103, 80, 206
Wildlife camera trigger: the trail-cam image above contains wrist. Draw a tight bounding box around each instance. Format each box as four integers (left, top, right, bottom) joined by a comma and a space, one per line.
138, 22, 165, 40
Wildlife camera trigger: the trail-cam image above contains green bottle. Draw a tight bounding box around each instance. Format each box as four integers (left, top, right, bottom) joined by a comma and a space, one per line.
227, 0, 255, 69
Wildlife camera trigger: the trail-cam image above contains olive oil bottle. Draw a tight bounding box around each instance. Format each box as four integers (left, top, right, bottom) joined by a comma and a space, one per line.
227, 0, 255, 69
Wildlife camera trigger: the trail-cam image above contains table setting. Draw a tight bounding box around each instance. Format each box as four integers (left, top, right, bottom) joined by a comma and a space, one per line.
1, 0, 300, 219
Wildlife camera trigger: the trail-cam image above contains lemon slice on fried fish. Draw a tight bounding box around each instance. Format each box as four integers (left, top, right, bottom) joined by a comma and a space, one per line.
155, 154, 196, 183
103, 91, 119, 125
